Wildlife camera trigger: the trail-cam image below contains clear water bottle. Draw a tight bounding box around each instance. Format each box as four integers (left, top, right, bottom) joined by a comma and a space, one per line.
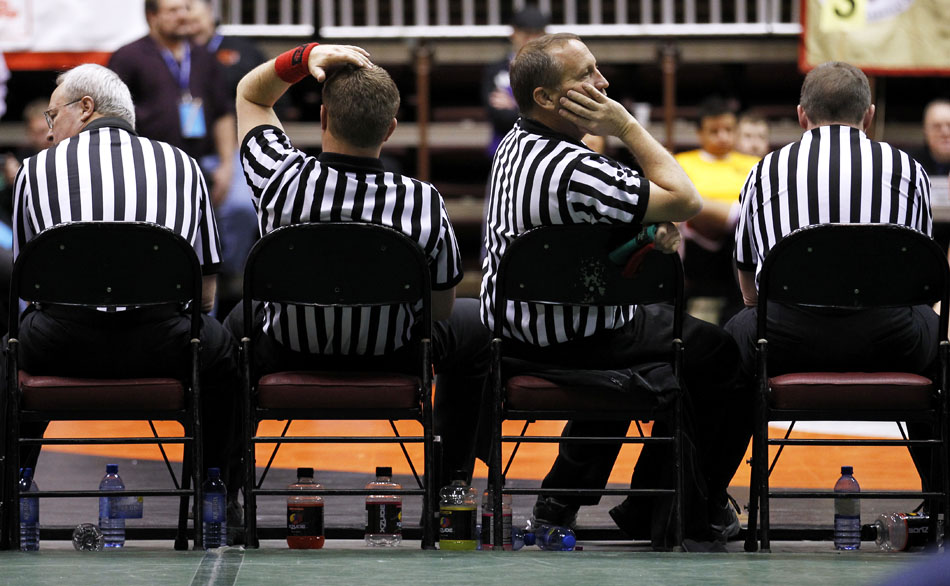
364, 466, 402, 547
871, 512, 940, 552
202, 467, 227, 549
19, 467, 39, 551
833, 465, 861, 550
287, 467, 325, 549
524, 521, 576, 551
99, 463, 126, 548
438, 470, 478, 550
72, 523, 105, 552
480, 484, 512, 550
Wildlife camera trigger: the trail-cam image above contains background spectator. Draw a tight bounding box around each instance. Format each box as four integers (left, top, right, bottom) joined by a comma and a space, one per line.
675, 96, 759, 325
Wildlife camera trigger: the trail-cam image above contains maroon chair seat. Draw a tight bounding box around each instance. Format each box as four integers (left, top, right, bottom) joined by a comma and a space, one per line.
19, 371, 185, 411
256, 371, 421, 410
769, 372, 933, 411
506, 375, 662, 411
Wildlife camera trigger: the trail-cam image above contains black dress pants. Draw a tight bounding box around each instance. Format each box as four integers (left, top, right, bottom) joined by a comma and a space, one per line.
724, 303, 940, 481
13, 304, 242, 490
224, 297, 493, 491
504, 303, 750, 508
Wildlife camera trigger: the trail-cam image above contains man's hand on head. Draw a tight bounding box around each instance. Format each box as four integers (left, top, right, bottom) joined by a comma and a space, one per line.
307, 45, 373, 82
652, 222, 681, 254
557, 83, 635, 139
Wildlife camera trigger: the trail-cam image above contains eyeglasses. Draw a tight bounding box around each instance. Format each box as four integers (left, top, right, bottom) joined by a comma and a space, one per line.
43, 99, 81, 130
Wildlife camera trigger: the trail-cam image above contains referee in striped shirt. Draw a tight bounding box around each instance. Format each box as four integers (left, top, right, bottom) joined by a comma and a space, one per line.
725, 62, 938, 476
229, 44, 491, 487
10, 64, 241, 497
481, 34, 750, 544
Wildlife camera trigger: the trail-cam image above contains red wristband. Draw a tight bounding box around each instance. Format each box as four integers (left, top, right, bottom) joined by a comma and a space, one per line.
274, 43, 319, 84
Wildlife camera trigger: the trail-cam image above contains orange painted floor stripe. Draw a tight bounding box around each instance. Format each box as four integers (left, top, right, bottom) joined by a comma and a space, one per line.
44, 419, 920, 490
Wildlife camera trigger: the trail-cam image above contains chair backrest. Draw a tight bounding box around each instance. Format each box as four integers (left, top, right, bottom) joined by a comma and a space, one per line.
757, 223, 950, 337
494, 223, 684, 337
9, 221, 203, 338
243, 221, 432, 333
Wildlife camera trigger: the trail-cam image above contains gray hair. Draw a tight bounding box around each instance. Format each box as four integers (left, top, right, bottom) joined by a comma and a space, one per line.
56, 64, 136, 128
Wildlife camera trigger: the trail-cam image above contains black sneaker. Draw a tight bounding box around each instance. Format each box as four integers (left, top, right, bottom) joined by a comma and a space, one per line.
708, 495, 740, 542
532, 496, 579, 530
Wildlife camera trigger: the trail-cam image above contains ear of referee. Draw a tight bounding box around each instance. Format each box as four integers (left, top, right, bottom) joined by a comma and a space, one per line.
8, 64, 242, 505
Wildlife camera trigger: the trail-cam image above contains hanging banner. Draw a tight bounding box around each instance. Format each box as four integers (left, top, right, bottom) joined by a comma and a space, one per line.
801, 0, 950, 75
0, 0, 148, 69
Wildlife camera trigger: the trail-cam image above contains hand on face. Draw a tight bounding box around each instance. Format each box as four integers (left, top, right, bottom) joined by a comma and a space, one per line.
557, 83, 635, 139
652, 222, 681, 254
307, 44, 374, 82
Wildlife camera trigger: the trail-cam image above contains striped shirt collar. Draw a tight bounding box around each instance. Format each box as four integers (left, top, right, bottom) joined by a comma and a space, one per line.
518, 116, 588, 149
81, 116, 137, 136
317, 151, 386, 173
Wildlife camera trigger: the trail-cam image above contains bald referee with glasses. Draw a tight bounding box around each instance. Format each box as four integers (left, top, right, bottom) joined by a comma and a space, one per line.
9, 64, 243, 513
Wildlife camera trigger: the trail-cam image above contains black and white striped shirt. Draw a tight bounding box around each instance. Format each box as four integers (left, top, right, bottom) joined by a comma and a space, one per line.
735, 125, 932, 284
480, 117, 650, 346
241, 124, 463, 355
13, 117, 222, 271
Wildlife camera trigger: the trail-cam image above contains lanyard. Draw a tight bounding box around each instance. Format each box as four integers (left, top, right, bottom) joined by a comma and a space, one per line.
160, 42, 192, 94
207, 34, 223, 54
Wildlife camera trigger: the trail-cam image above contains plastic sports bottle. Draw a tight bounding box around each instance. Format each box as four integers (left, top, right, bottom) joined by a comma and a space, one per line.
438, 470, 477, 550
19, 468, 39, 551
480, 484, 512, 550
287, 467, 325, 549
202, 467, 228, 549
833, 465, 861, 550
98, 463, 126, 548
365, 466, 402, 546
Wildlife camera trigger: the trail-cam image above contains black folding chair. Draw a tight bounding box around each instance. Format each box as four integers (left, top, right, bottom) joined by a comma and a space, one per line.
488, 223, 686, 549
745, 223, 950, 552
1, 221, 204, 550
241, 222, 436, 549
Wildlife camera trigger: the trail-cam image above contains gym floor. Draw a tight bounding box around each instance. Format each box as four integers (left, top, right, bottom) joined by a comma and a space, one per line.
0, 419, 942, 585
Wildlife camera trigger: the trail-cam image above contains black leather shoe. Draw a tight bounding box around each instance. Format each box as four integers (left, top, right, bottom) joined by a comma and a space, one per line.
532, 496, 579, 530
608, 498, 651, 540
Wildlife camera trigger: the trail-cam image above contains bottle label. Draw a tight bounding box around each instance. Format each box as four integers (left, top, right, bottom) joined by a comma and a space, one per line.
901, 513, 931, 549
480, 511, 512, 549
439, 506, 477, 541
288, 504, 325, 537
20, 498, 38, 524
366, 503, 402, 535
104, 496, 144, 519
203, 494, 226, 523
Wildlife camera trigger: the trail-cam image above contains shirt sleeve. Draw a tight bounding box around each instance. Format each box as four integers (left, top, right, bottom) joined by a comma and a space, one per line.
12, 160, 32, 261
915, 163, 933, 237
240, 124, 306, 211
566, 154, 650, 225
430, 193, 464, 290
191, 155, 223, 274
734, 165, 759, 272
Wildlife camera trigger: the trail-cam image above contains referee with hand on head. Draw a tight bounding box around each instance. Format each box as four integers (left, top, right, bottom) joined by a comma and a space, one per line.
228, 43, 492, 492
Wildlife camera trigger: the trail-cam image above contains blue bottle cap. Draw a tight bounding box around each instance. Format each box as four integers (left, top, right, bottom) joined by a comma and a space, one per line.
106, 463, 119, 474
841, 465, 853, 475
562, 534, 576, 550
207, 467, 221, 478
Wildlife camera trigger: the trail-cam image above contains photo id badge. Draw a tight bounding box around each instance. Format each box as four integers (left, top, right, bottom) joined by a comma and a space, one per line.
179, 96, 206, 139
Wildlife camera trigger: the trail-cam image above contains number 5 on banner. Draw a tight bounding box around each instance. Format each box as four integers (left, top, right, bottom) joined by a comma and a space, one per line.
819, 0, 868, 31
